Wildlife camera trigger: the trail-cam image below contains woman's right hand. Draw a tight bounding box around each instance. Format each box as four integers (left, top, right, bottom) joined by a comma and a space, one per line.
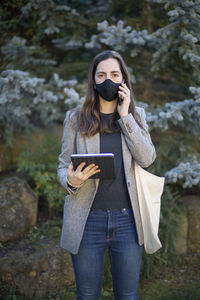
67, 162, 100, 187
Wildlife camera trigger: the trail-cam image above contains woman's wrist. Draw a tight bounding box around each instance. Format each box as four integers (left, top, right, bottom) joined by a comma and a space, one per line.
67, 177, 84, 188
119, 112, 129, 117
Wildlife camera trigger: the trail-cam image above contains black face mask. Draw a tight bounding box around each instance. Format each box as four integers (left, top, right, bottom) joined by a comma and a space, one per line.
96, 79, 121, 101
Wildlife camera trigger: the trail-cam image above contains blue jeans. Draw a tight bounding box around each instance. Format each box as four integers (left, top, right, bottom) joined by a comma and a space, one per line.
71, 208, 144, 300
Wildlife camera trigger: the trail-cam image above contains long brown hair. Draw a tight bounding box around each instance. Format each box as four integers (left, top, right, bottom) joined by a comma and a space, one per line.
71, 50, 144, 136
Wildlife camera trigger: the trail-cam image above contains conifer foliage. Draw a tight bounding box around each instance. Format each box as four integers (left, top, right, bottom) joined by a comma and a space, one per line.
0, 0, 199, 189
150, 0, 200, 84
85, 20, 151, 57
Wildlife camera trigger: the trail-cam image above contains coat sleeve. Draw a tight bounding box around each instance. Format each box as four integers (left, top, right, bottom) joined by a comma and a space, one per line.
57, 111, 79, 195
117, 107, 156, 168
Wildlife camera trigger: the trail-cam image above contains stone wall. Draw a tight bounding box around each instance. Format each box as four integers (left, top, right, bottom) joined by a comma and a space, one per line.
0, 174, 75, 298
0, 238, 75, 298
0, 177, 38, 242
175, 195, 200, 254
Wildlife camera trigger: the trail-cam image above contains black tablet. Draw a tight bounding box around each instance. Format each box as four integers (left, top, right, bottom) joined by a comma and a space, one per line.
71, 153, 116, 180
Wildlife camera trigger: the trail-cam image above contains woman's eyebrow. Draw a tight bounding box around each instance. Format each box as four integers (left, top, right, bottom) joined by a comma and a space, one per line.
96, 71, 120, 74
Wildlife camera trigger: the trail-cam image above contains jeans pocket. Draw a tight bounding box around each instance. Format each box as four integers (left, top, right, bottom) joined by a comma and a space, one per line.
121, 208, 133, 216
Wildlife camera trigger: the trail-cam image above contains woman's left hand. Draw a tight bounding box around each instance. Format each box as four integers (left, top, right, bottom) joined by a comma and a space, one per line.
117, 82, 131, 117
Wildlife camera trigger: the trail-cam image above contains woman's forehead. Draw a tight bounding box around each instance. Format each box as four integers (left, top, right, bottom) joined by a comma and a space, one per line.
96, 58, 121, 73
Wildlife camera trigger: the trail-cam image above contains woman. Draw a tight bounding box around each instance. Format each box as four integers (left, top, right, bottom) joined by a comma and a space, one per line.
57, 50, 156, 300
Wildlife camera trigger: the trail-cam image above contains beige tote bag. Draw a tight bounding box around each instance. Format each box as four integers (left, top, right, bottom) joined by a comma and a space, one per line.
134, 162, 165, 254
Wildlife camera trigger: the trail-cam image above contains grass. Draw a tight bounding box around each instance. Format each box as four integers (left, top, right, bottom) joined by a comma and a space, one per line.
140, 281, 200, 300
139, 252, 200, 300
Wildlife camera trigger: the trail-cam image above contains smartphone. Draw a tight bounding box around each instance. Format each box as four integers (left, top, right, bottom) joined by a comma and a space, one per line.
118, 79, 125, 105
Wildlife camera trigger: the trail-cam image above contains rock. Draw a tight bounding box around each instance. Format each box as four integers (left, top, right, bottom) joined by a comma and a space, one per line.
175, 214, 188, 254
182, 195, 200, 253
0, 177, 38, 242
0, 238, 75, 298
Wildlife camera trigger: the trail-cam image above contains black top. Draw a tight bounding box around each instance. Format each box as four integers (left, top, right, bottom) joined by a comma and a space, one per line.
91, 112, 131, 210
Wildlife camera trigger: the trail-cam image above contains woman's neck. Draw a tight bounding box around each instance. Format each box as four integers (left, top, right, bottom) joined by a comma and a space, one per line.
99, 98, 117, 114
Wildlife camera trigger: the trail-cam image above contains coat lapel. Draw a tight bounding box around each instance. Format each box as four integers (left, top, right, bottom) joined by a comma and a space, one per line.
85, 133, 100, 154
121, 133, 132, 174
85, 133, 100, 190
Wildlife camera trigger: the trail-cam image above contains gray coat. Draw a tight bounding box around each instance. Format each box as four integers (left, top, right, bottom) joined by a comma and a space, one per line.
57, 107, 156, 254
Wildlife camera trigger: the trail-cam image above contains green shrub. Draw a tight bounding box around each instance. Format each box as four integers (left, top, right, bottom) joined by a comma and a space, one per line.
17, 128, 66, 217
141, 185, 183, 279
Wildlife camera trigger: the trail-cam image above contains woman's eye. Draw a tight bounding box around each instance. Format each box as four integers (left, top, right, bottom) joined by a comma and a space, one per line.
113, 74, 119, 77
